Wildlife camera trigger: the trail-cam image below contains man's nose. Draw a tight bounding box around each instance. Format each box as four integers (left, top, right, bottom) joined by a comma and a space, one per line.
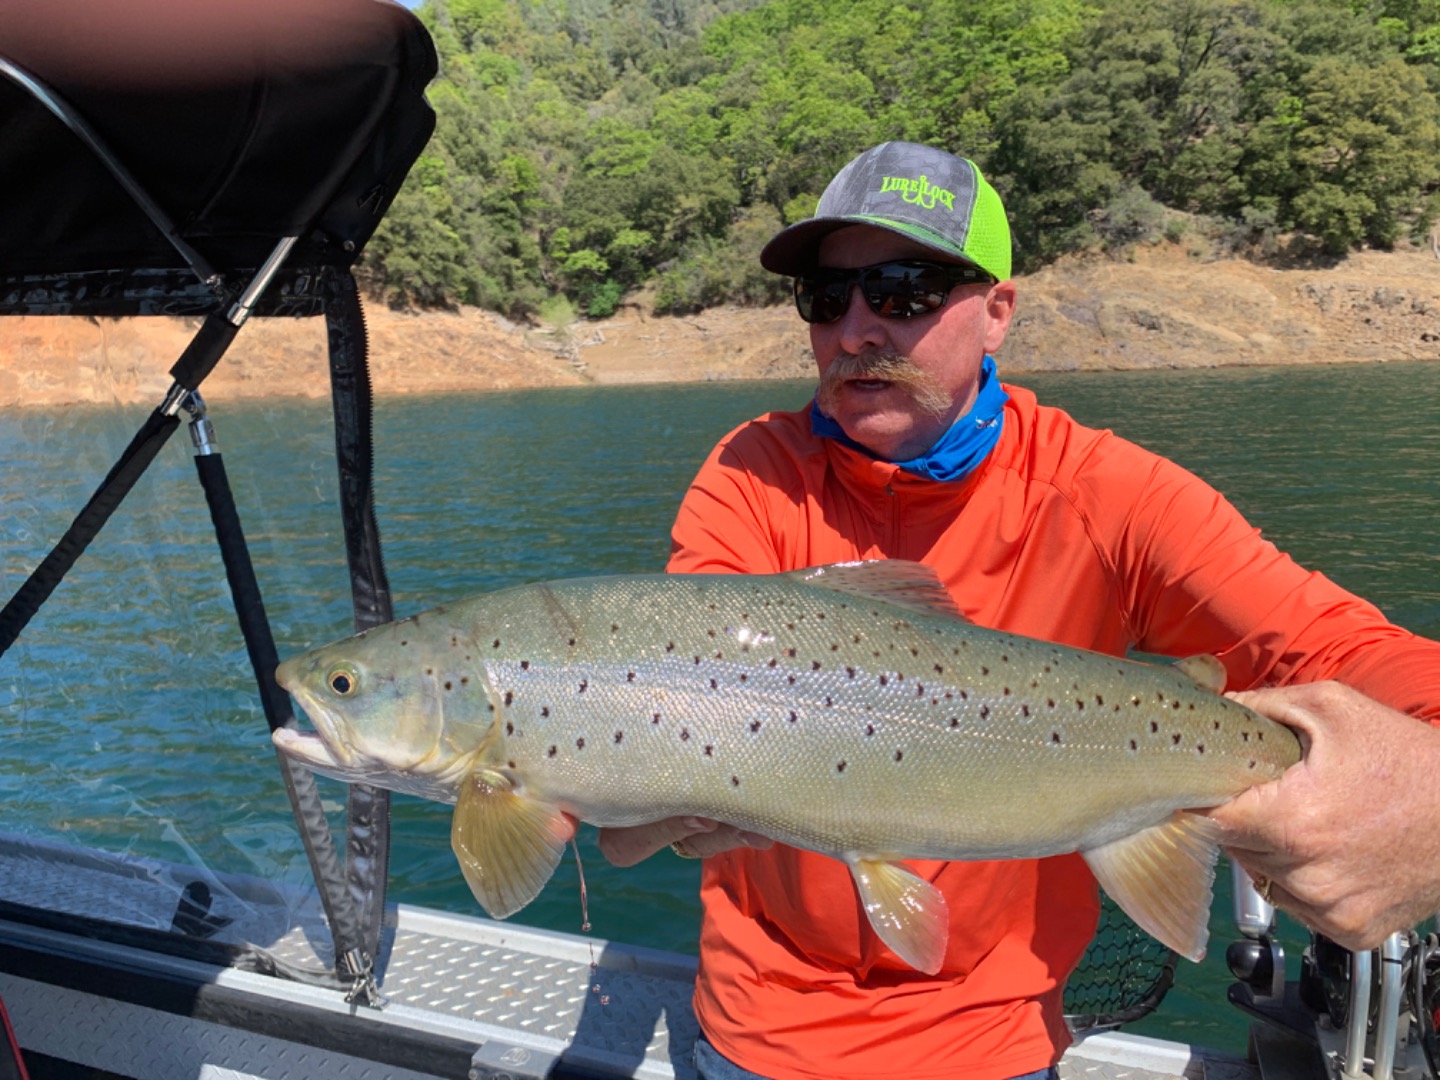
830, 285, 890, 354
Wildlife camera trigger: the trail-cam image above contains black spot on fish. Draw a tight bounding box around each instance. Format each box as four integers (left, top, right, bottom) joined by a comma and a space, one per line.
731, 775, 740, 787
894, 750, 903, 762
788, 711, 798, 723
1095, 695, 1104, 706
865, 723, 875, 736
426, 668, 434, 676
831, 643, 841, 652
504, 691, 514, 706
506, 721, 514, 735
979, 705, 990, 719
1213, 720, 1221, 730
879, 675, 889, 687
627, 672, 636, 682
577, 738, 586, 749
680, 729, 690, 741
1197, 743, 1205, 753
694, 656, 702, 665
1002, 687, 1011, 696
787, 675, 796, 685
652, 713, 661, 724
1132, 695, 1142, 705
1129, 739, 1137, 751
1021, 704, 1030, 718
981, 666, 989, 676
1172, 733, 1183, 745
1001, 655, 1009, 663
666, 642, 675, 652
548, 745, 557, 757
710, 678, 718, 690
846, 666, 857, 678
1242, 731, 1250, 742
541, 707, 550, 718
935, 664, 945, 674
707, 629, 717, 638
812, 661, 822, 671
1171, 700, 1181, 709
615, 731, 624, 743
768, 658, 778, 668
1249, 759, 1257, 769
461, 677, 469, 686
400, 640, 408, 647
750, 720, 762, 733
611, 624, 619, 633
824, 696, 834, 707
836, 760, 847, 773
493, 640, 500, 649
853, 634, 863, 644
1047, 698, 1056, 709
1150, 721, 1159, 733
704, 745, 713, 756
949, 718, 959, 728
579, 680, 588, 693
739, 672, 748, 682
1051, 732, 1062, 744
568, 638, 576, 647
785, 648, 797, 658
1257, 731, 1265, 741
507, 760, 516, 769
1075, 699, 1085, 711
445, 681, 453, 691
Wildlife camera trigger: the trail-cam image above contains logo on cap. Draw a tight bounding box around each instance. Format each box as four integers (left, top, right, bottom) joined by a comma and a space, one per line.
879, 174, 956, 211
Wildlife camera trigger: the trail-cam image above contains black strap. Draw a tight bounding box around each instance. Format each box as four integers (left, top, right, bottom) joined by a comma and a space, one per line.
323, 268, 393, 974
192, 449, 369, 982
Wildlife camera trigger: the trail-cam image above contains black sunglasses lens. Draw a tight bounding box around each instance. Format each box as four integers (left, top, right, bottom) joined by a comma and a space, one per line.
860, 263, 951, 318
794, 272, 852, 324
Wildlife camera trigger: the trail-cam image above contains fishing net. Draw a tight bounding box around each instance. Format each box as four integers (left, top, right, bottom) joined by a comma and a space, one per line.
1063, 893, 1177, 1033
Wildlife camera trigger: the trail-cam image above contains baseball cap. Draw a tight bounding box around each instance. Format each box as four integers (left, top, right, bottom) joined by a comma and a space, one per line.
760, 142, 1012, 281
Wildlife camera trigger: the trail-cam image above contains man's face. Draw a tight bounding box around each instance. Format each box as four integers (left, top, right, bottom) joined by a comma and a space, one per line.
808, 226, 1016, 462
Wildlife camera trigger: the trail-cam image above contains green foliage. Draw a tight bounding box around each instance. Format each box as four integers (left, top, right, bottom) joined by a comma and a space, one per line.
358, 0, 1440, 312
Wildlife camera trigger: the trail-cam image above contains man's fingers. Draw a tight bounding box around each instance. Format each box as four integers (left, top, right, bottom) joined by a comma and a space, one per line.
597, 817, 719, 867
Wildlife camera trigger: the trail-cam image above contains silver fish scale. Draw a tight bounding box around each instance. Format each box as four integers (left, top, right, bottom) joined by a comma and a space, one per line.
466, 574, 1294, 861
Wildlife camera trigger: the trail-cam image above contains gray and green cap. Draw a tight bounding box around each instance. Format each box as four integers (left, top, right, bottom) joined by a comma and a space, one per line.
760, 142, 1012, 281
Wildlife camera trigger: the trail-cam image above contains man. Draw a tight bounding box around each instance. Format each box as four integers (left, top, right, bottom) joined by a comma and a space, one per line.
599, 142, 1440, 1080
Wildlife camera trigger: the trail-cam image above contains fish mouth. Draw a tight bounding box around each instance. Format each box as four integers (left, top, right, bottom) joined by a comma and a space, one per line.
273, 657, 364, 771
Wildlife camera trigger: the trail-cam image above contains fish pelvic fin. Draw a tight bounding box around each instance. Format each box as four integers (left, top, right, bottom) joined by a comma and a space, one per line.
1082, 812, 1222, 963
1173, 654, 1228, 694
793, 560, 968, 621
846, 856, 950, 975
451, 769, 569, 920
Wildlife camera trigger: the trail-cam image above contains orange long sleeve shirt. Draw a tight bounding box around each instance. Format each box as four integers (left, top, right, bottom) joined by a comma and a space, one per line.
666, 383, 1440, 1080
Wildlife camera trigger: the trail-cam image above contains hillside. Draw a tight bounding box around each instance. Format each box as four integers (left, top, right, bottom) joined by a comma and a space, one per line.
1, 244, 1436, 409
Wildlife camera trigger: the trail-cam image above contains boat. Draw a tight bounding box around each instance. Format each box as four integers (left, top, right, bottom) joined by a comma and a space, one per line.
0, 2, 1434, 1077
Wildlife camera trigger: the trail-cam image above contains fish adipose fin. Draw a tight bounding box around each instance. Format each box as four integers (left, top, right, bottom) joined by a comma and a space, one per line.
795, 560, 968, 621
451, 769, 569, 919
847, 856, 950, 975
1081, 812, 1222, 962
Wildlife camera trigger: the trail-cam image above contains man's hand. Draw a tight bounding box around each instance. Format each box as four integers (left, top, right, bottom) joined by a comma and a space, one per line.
596, 817, 774, 867
1207, 681, 1440, 950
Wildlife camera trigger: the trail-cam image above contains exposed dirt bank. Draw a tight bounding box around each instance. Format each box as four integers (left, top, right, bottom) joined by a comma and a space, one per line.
1, 244, 1435, 409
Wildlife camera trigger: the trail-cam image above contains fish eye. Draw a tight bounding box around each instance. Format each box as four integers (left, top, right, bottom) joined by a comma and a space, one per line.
327, 666, 359, 696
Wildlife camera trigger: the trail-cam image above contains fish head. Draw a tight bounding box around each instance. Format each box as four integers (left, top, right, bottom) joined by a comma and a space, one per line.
272, 613, 492, 799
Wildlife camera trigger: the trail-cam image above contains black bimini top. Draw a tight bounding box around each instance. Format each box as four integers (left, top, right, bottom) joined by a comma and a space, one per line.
0, 0, 437, 316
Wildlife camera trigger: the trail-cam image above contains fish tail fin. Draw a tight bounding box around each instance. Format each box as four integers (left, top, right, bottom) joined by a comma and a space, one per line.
847, 856, 950, 975
1082, 811, 1221, 962
451, 769, 569, 919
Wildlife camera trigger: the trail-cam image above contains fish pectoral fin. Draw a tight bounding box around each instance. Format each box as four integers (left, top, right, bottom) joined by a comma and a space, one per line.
847, 856, 950, 975
1082, 812, 1222, 963
1173, 654, 1227, 694
450, 769, 568, 920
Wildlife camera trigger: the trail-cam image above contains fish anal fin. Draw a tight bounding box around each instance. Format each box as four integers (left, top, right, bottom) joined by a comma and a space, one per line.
794, 561, 969, 621
847, 856, 950, 975
1082, 812, 1221, 962
451, 769, 568, 920
1173, 654, 1227, 694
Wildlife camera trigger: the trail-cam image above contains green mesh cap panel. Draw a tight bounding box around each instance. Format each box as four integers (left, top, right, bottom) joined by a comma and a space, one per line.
760, 143, 1013, 280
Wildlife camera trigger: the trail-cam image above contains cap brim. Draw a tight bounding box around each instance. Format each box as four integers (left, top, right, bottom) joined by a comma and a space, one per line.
759, 215, 977, 275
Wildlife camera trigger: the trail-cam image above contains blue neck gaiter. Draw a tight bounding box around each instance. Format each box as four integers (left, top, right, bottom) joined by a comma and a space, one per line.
810, 354, 1009, 483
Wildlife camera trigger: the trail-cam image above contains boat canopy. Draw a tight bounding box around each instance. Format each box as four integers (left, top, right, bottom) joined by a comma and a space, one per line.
0, 0, 436, 315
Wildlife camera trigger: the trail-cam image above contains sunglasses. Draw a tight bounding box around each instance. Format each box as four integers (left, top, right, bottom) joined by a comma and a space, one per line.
793, 260, 997, 325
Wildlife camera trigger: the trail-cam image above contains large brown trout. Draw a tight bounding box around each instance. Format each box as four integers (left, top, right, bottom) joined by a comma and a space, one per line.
273, 560, 1299, 973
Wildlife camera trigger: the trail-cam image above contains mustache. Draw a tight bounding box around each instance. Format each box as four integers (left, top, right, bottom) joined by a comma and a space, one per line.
816, 349, 952, 419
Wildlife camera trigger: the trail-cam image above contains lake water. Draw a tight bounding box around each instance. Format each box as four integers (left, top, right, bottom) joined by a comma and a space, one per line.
2, 361, 1437, 1055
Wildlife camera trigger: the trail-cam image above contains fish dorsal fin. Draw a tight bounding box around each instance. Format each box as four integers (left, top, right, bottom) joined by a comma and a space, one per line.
1173, 654, 1227, 694
846, 856, 950, 975
1081, 811, 1222, 962
451, 768, 570, 920
791, 560, 968, 621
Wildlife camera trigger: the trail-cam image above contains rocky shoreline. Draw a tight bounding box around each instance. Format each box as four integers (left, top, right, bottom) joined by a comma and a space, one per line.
1, 245, 1436, 409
